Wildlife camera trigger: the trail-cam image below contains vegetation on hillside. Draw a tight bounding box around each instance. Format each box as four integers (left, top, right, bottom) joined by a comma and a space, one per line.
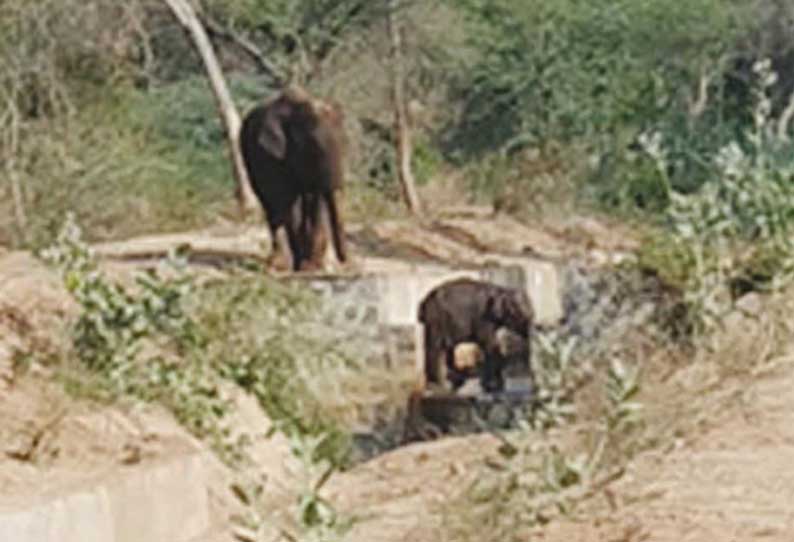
6, 1, 794, 540
3, 0, 794, 247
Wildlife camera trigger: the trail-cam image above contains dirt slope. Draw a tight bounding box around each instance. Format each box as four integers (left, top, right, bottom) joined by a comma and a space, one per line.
0, 377, 202, 511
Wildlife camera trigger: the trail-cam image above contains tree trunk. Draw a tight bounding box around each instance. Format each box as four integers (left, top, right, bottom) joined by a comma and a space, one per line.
162, 0, 258, 215
387, 0, 422, 216
9, 168, 26, 243
2, 90, 28, 244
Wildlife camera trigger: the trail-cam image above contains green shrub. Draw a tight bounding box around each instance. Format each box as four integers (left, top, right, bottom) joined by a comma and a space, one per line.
39, 214, 361, 539
637, 60, 794, 336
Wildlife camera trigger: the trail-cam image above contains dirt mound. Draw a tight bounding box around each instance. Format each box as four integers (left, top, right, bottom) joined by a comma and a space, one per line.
0, 252, 75, 390
312, 357, 794, 542
0, 377, 200, 510
536, 360, 794, 542
0, 244, 298, 537
327, 433, 505, 542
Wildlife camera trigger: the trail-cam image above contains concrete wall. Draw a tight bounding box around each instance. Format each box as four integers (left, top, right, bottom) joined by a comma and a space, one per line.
0, 453, 211, 542
289, 262, 534, 328
373, 264, 526, 327
285, 258, 564, 375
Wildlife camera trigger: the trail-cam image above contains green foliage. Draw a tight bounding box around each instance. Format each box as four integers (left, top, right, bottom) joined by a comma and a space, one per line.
0, 97, 234, 249
439, 0, 794, 215
603, 360, 643, 435
638, 60, 794, 336
0, 0, 147, 113
0, 71, 278, 249
636, 231, 700, 293
4, 0, 794, 245
38, 215, 361, 539
411, 135, 444, 186
446, 0, 743, 156
39, 214, 239, 460
196, 276, 355, 468
202, 0, 383, 83
530, 333, 585, 430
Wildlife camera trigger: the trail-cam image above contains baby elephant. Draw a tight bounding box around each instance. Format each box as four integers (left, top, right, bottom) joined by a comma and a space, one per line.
418, 278, 534, 393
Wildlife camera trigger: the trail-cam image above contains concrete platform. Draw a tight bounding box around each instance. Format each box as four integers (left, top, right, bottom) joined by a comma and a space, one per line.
0, 452, 212, 542
290, 259, 560, 336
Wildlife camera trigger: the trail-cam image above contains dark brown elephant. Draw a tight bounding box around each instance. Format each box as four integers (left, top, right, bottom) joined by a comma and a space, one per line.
418, 278, 534, 393
240, 86, 348, 272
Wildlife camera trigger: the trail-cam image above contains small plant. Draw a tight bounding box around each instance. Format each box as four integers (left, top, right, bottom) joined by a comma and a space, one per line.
289, 431, 354, 542
229, 431, 353, 542
530, 331, 589, 430
39, 213, 238, 460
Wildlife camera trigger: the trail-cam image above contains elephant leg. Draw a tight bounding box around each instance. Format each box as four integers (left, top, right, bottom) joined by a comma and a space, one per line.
324, 188, 348, 264
266, 218, 294, 273
301, 192, 333, 272
446, 347, 467, 391
310, 197, 334, 270
295, 193, 318, 271
423, 329, 445, 388
477, 324, 506, 393
480, 348, 506, 394
285, 197, 305, 272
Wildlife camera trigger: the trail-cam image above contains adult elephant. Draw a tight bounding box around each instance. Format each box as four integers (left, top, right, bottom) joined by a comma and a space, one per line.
418, 278, 534, 393
239, 86, 348, 272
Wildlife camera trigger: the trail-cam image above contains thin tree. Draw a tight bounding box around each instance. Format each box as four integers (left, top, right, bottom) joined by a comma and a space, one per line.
387, 0, 422, 216
162, 0, 258, 215
3, 91, 28, 243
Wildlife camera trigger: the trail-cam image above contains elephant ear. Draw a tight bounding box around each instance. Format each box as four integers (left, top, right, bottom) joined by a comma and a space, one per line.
260, 100, 290, 159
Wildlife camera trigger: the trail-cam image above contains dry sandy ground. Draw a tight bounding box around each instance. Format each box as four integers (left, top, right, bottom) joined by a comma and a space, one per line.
537, 358, 794, 542
323, 358, 794, 542
1, 215, 792, 541
0, 377, 202, 512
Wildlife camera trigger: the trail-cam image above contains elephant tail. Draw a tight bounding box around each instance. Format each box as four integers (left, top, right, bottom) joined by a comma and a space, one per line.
326, 190, 348, 263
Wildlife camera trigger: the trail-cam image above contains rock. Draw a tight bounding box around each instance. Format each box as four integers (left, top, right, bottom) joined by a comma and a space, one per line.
735, 292, 763, 317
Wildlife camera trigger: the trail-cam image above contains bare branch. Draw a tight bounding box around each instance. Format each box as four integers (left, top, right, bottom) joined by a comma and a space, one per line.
198, 13, 285, 86
688, 68, 713, 120
777, 91, 794, 141
387, 0, 422, 216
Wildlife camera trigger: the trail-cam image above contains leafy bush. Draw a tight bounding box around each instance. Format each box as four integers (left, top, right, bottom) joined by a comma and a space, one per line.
39, 215, 243, 456
638, 59, 794, 336
439, 0, 794, 214
202, 0, 383, 84
446, 0, 743, 155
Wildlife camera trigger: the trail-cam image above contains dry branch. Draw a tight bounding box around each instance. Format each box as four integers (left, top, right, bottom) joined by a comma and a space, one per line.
387, 0, 422, 216
199, 13, 284, 85
777, 91, 794, 141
